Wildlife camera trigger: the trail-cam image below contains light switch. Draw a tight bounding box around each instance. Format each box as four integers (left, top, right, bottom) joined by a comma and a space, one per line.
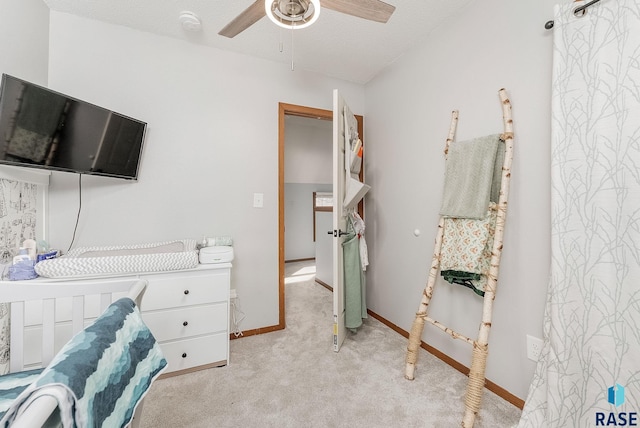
253, 193, 264, 208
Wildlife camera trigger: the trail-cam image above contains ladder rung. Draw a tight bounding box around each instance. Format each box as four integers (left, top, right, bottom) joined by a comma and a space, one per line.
425, 316, 474, 345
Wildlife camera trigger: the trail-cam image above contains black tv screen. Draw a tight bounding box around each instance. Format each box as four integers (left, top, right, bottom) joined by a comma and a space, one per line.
0, 74, 146, 180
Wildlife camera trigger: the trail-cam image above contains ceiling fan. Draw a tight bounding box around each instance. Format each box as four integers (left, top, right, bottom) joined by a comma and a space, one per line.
218, 0, 396, 38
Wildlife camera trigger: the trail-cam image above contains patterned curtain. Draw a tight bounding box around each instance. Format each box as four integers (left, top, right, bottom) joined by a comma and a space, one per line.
518, 1, 640, 426
0, 303, 8, 375
0, 178, 39, 374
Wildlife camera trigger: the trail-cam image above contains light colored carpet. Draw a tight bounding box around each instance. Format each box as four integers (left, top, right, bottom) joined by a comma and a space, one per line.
140, 261, 522, 427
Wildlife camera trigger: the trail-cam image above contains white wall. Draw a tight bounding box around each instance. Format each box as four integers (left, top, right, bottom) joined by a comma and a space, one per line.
364, 0, 556, 400
44, 12, 364, 332
0, 0, 50, 245
0, 0, 49, 86
284, 183, 331, 260
284, 117, 332, 184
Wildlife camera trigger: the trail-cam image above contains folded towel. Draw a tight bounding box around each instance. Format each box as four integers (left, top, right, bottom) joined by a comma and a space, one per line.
440, 134, 505, 219
206, 236, 233, 246
440, 205, 497, 296
491, 139, 506, 204
0, 298, 167, 428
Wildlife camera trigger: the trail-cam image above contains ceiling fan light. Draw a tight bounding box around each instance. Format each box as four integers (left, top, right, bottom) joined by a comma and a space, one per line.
265, 0, 321, 30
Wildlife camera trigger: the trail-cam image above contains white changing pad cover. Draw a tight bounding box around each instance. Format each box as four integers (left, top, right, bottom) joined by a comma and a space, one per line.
35, 240, 199, 278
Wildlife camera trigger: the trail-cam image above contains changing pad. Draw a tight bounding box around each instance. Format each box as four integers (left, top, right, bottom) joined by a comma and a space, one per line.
34, 239, 199, 278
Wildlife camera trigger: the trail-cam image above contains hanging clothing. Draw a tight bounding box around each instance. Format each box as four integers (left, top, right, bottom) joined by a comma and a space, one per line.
350, 211, 368, 271
342, 216, 367, 331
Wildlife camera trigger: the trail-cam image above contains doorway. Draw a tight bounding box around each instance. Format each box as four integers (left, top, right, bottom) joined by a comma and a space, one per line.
277, 102, 364, 330
278, 103, 332, 329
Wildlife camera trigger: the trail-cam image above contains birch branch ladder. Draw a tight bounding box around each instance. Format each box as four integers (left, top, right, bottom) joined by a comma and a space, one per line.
404, 88, 514, 428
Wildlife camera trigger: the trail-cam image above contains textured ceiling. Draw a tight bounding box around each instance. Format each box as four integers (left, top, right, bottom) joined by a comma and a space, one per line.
44, 0, 475, 84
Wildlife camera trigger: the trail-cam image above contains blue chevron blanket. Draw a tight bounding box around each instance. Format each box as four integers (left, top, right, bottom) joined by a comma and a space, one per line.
0, 298, 167, 428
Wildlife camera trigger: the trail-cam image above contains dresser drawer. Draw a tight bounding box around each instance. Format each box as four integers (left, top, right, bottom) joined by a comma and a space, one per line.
161, 333, 228, 373
142, 270, 229, 311
143, 303, 227, 342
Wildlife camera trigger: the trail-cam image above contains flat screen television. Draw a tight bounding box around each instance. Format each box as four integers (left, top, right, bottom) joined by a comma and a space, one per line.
0, 74, 146, 180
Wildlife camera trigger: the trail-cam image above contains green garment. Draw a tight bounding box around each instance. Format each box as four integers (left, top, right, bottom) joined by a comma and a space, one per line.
342, 220, 367, 330
441, 270, 485, 297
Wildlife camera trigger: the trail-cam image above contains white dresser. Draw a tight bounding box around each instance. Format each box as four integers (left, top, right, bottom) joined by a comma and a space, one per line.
4, 263, 231, 377
138, 264, 231, 377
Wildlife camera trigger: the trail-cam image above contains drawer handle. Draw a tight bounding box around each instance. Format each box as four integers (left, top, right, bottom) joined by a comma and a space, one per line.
182, 353, 187, 358
183, 290, 190, 295
183, 321, 189, 326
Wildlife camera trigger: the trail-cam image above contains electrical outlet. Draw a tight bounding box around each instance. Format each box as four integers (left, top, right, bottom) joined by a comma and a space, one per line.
230, 289, 237, 299
527, 335, 544, 361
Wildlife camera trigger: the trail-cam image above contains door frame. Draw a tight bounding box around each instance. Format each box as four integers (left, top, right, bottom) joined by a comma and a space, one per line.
278, 102, 363, 329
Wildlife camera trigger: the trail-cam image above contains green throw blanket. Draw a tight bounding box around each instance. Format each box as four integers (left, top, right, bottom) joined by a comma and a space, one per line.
440, 134, 505, 219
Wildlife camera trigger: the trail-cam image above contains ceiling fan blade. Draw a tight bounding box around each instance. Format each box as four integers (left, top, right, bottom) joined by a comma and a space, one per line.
218, 0, 266, 38
321, 0, 395, 23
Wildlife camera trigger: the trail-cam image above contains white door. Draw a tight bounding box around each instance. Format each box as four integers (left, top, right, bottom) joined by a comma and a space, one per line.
332, 89, 358, 352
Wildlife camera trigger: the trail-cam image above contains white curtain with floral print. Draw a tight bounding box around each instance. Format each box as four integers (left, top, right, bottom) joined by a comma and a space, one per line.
0, 178, 41, 374
518, 1, 640, 426
0, 303, 8, 374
